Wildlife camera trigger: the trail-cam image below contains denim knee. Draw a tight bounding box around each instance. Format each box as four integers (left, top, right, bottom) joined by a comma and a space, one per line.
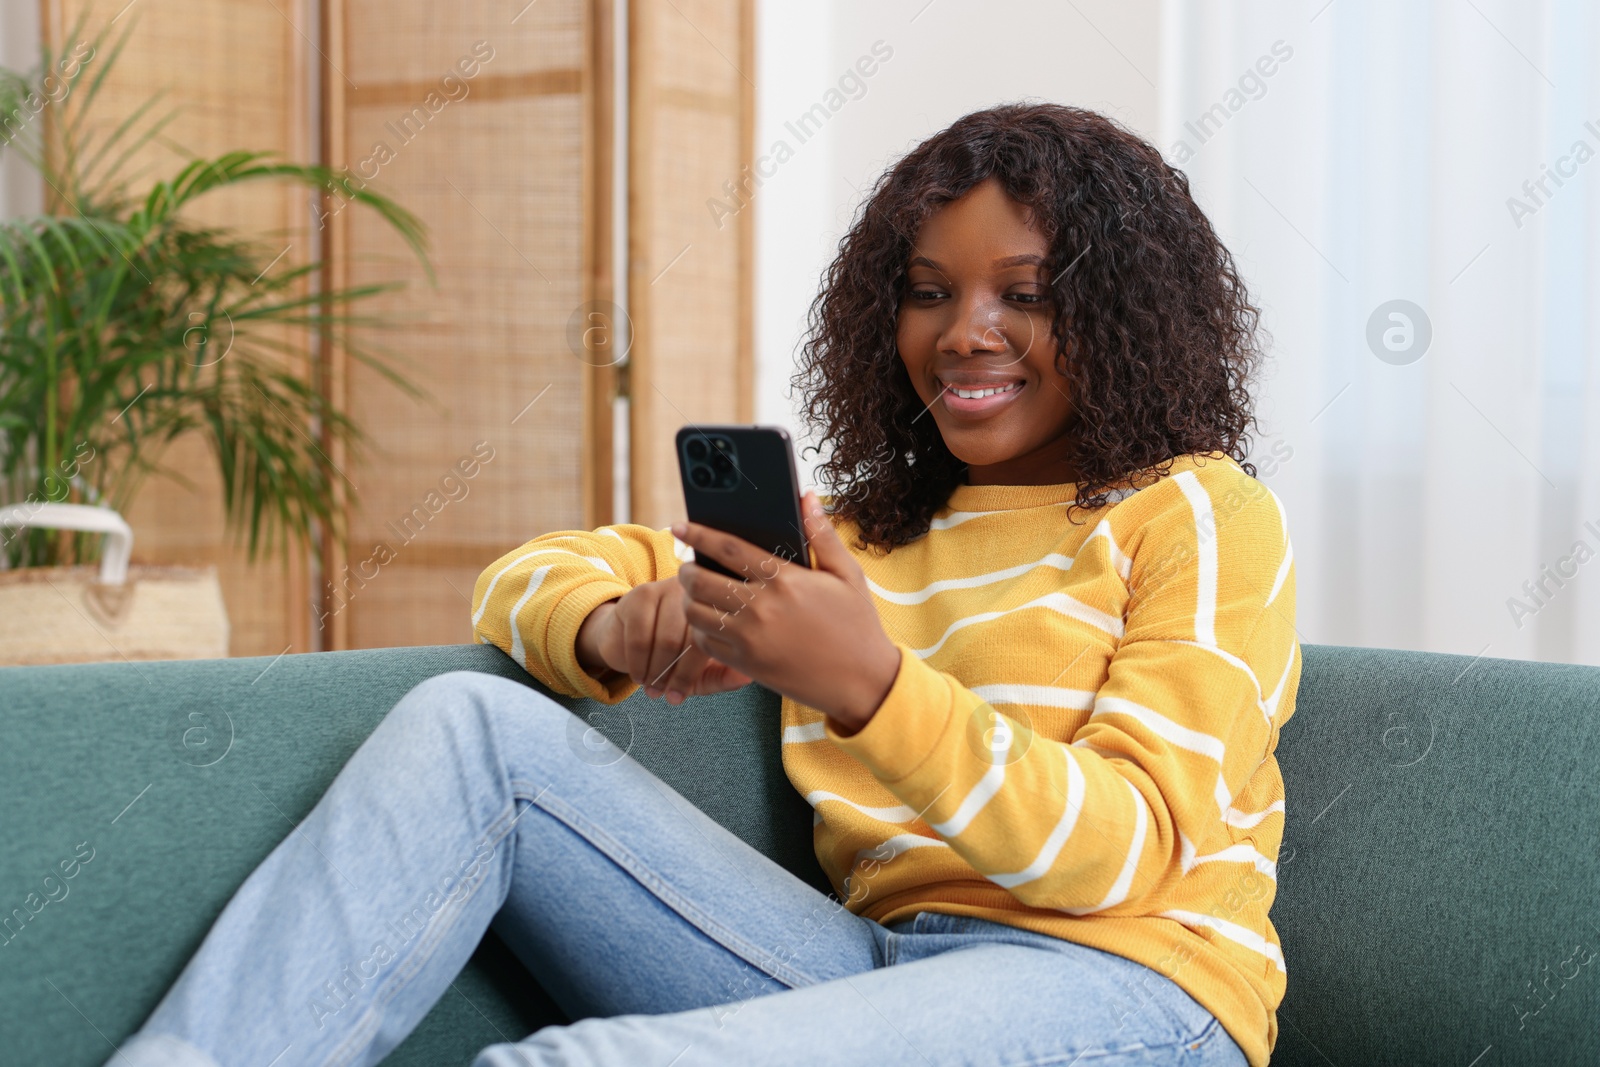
382, 671, 574, 765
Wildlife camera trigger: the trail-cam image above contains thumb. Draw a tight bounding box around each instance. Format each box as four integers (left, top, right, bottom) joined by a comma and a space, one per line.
800, 490, 858, 579
696, 659, 753, 695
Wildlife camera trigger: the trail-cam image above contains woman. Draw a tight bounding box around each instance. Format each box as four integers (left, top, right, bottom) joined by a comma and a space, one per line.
116, 103, 1296, 1067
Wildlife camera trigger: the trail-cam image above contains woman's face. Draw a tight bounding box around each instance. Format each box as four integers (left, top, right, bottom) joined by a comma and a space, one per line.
896, 177, 1080, 486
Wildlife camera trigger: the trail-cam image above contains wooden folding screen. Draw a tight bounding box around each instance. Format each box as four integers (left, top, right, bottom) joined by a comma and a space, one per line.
41, 0, 314, 657
322, 0, 614, 648
627, 0, 755, 529
38, 0, 753, 653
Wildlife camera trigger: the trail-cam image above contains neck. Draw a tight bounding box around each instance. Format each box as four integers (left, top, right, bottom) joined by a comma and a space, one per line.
960, 434, 1081, 486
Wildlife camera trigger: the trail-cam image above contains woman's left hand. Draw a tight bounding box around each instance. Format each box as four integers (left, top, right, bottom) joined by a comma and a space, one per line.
672, 491, 901, 734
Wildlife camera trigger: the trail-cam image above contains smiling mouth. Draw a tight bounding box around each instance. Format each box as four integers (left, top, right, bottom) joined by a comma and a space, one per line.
934, 376, 1027, 418
941, 380, 1023, 400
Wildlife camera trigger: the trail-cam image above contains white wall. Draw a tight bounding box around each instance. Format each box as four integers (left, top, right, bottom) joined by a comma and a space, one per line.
754, 0, 1161, 489
0, 0, 44, 220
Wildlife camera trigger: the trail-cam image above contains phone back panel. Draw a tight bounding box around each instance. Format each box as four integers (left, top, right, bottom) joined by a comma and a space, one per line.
675, 425, 809, 579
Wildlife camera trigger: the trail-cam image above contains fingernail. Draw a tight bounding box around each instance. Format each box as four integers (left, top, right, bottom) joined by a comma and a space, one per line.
667, 690, 684, 704
670, 522, 687, 538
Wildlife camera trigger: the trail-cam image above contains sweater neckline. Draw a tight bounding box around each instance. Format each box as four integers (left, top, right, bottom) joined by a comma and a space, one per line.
943, 479, 1083, 512
941, 452, 1234, 514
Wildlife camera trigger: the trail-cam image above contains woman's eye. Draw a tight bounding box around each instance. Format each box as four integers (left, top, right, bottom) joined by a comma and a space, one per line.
908, 289, 945, 302
1009, 292, 1045, 305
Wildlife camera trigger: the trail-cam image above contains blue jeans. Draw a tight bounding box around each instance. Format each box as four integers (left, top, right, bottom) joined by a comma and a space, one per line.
114, 671, 1247, 1067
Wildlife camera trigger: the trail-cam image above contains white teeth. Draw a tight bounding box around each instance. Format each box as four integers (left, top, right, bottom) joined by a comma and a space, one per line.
948, 381, 1020, 400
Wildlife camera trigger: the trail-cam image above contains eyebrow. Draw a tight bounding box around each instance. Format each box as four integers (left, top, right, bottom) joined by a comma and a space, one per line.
907, 253, 1045, 269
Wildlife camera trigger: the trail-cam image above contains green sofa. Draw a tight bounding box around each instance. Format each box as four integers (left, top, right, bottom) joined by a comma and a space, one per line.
2, 643, 1596, 1065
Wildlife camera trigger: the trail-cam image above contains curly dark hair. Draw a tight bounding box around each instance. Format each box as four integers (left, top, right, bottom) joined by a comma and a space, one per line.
791, 102, 1266, 552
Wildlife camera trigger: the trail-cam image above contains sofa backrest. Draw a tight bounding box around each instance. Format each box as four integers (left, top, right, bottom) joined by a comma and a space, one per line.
1272, 644, 1600, 1065
1, 643, 1597, 1066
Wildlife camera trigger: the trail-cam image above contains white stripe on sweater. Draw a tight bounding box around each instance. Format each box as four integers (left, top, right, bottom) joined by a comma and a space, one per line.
1086, 518, 1134, 581
849, 833, 949, 867
1159, 909, 1287, 973
987, 745, 1085, 890
472, 548, 615, 627
1264, 643, 1298, 723
782, 720, 828, 745
912, 592, 1123, 658
1092, 695, 1226, 762
841, 834, 948, 898
1167, 639, 1273, 727
804, 790, 919, 824
972, 684, 1096, 711
1223, 799, 1285, 829
930, 713, 1013, 837
1061, 777, 1149, 914
507, 565, 557, 667
1174, 471, 1218, 647
867, 553, 1074, 605
1186, 843, 1279, 881
1264, 487, 1292, 607
1213, 773, 1234, 816
1094, 695, 1233, 816
472, 549, 544, 626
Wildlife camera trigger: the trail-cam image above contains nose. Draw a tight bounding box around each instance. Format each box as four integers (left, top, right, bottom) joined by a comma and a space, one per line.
937, 292, 1009, 357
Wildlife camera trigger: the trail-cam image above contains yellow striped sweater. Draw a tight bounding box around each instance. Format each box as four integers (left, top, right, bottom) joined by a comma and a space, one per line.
470, 450, 1299, 1067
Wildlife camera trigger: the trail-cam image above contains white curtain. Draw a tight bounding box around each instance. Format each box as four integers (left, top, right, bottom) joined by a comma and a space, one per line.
1161, 0, 1600, 666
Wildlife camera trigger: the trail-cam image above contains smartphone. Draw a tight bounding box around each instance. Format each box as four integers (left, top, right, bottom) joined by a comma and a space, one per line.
675, 425, 810, 580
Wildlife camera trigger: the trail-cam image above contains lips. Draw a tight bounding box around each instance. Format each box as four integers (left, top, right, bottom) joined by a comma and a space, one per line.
935, 375, 1026, 418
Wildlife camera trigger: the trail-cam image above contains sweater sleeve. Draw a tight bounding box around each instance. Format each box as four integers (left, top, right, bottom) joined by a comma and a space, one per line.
471, 523, 686, 704
823, 462, 1299, 915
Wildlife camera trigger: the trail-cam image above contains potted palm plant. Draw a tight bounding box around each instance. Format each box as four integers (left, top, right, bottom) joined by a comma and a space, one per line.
0, 16, 432, 663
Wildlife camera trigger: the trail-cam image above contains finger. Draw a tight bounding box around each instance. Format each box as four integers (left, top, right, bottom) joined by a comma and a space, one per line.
679, 560, 762, 614
661, 634, 710, 702
644, 590, 694, 695
694, 659, 753, 696
620, 590, 661, 685
800, 490, 857, 578
688, 623, 739, 668
681, 597, 738, 640
669, 520, 782, 584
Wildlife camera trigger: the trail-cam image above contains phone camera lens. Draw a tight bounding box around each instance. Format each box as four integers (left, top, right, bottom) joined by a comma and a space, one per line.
710, 452, 732, 473
687, 438, 708, 461
690, 466, 712, 488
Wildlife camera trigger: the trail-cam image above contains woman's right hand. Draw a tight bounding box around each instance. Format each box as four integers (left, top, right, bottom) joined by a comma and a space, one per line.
575, 579, 753, 705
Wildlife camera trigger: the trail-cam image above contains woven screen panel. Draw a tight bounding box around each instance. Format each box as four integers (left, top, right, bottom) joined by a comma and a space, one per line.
333, 0, 593, 649
45, 0, 314, 657
628, 0, 753, 530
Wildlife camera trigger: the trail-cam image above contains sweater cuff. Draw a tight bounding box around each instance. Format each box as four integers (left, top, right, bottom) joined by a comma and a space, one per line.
546, 579, 637, 704
824, 645, 956, 784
